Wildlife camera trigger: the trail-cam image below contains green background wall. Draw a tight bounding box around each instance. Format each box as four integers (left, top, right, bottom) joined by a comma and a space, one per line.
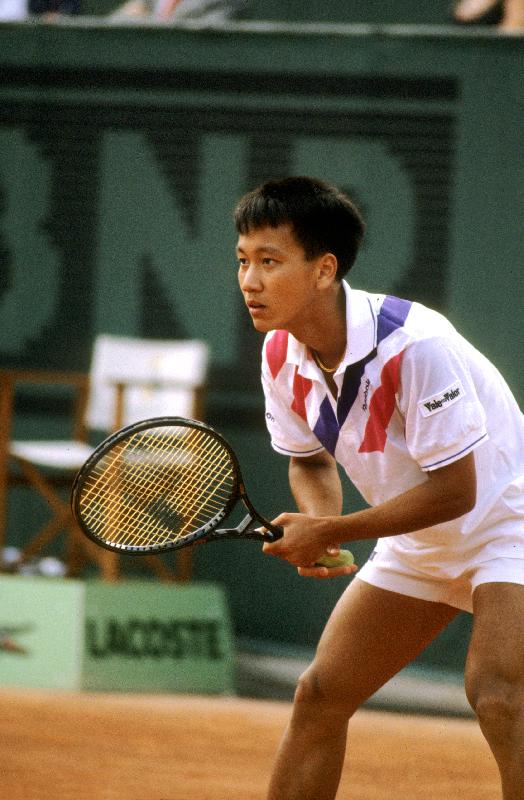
1, 20, 523, 673
238, 0, 455, 25
81, 0, 459, 24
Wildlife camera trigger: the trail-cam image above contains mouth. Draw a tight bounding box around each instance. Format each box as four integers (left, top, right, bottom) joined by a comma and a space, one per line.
246, 300, 266, 317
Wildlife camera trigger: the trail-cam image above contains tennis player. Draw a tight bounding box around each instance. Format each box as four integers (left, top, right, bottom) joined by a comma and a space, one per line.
235, 176, 524, 800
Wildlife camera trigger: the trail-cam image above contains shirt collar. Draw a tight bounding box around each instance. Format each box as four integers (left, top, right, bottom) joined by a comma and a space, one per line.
288, 281, 378, 378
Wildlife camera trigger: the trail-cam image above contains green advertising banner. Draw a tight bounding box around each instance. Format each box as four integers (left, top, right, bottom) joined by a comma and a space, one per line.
0, 576, 85, 689
0, 577, 235, 694
83, 580, 235, 693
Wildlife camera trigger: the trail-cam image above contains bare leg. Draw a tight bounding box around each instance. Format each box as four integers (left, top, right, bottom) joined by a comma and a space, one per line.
500, 0, 524, 29
266, 578, 459, 800
465, 583, 524, 800
453, 0, 503, 24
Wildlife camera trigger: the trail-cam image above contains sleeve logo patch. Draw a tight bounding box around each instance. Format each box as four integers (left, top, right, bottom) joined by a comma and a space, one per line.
418, 380, 464, 417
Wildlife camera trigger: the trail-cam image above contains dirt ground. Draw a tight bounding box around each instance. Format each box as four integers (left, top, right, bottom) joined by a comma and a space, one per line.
0, 688, 499, 799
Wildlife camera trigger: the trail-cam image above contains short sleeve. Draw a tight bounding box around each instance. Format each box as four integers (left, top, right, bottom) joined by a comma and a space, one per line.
261, 365, 324, 458
398, 337, 488, 471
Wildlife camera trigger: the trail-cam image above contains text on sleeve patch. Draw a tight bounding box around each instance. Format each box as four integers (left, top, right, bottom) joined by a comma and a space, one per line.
418, 380, 465, 417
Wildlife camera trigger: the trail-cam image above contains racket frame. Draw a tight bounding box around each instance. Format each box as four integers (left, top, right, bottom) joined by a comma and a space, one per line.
71, 416, 282, 555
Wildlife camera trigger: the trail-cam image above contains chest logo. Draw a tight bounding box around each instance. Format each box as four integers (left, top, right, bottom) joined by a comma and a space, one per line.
361, 378, 371, 411
418, 380, 464, 417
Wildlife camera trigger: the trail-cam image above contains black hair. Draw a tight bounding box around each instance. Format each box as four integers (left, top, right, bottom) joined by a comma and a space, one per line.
234, 176, 366, 279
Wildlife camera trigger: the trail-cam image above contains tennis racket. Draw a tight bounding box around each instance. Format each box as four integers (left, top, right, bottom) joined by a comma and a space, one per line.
70, 417, 354, 568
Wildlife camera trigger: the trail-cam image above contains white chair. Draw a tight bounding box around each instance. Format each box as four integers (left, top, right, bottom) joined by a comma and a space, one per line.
0, 335, 209, 581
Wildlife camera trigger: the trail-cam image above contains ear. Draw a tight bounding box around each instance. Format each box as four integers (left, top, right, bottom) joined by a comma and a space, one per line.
316, 252, 338, 287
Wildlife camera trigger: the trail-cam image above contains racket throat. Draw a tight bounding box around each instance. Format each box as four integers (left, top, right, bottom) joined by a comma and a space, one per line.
236, 514, 254, 535
212, 514, 265, 541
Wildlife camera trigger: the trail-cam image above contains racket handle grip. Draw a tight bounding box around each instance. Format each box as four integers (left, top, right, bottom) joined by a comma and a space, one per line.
316, 549, 355, 569
265, 525, 354, 568
263, 523, 283, 542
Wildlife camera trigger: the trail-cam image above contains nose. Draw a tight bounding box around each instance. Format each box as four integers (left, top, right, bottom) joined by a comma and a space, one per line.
239, 262, 262, 293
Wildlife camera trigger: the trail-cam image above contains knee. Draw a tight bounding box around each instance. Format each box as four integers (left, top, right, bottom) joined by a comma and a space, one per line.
294, 666, 327, 708
466, 672, 522, 731
293, 665, 354, 719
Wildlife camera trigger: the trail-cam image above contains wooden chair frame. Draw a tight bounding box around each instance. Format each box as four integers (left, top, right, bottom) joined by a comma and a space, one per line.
0, 368, 198, 582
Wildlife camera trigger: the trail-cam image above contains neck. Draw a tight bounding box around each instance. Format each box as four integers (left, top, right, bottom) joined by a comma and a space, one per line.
297, 285, 347, 371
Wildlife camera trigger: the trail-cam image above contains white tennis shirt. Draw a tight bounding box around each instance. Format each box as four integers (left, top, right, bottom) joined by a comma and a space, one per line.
261, 282, 524, 573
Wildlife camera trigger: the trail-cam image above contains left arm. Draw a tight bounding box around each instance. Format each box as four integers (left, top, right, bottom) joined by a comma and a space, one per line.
264, 451, 477, 571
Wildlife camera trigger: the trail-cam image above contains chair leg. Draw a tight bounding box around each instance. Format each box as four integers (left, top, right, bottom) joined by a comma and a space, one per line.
0, 476, 7, 556
97, 550, 120, 582
65, 524, 86, 577
174, 548, 193, 582
141, 549, 194, 583
69, 525, 120, 582
13, 456, 120, 581
0, 377, 14, 556
21, 509, 71, 561
14, 457, 69, 517
140, 555, 176, 583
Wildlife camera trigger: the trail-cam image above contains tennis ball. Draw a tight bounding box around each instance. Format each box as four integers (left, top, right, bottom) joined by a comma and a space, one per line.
317, 549, 355, 568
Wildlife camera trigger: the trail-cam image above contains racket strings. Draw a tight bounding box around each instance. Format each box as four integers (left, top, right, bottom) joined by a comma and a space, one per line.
81, 432, 232, 547
88, 430, 227, 524
157, 431, 233, 539
80, 431, 183, 537
87, 428, 232, 543
77, 424, 236, 548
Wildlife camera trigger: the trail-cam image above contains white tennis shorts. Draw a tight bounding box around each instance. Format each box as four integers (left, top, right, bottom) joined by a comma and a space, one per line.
358, 536, 524, 613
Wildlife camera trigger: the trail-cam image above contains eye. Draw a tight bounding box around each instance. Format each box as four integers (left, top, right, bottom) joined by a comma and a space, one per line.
262, 257, 276, 266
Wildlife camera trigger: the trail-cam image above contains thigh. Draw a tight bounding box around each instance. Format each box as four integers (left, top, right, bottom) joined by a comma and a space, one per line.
310, 577, 459, 711
466, 582, 524, 697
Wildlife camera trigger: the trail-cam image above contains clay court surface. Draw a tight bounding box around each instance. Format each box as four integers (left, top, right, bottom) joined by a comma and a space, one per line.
0, 688, 499, 799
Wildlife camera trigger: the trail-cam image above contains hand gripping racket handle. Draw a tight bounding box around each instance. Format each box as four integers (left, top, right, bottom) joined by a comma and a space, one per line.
215, 516, 354, 568
260, 521, 355, 569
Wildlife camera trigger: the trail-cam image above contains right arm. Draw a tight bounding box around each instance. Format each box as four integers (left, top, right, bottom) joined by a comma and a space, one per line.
288, 450, 343, 517
265, 451, 356, 578
260, 342, 353, 576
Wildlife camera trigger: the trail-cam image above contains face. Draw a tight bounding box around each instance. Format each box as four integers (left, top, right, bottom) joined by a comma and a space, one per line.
236, 223, 326, 335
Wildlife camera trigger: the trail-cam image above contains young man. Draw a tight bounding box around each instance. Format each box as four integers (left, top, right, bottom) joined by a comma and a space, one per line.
234, 176, 524, 800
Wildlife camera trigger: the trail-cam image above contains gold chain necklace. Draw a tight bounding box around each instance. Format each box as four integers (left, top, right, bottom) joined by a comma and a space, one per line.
312, 349, 340, 374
